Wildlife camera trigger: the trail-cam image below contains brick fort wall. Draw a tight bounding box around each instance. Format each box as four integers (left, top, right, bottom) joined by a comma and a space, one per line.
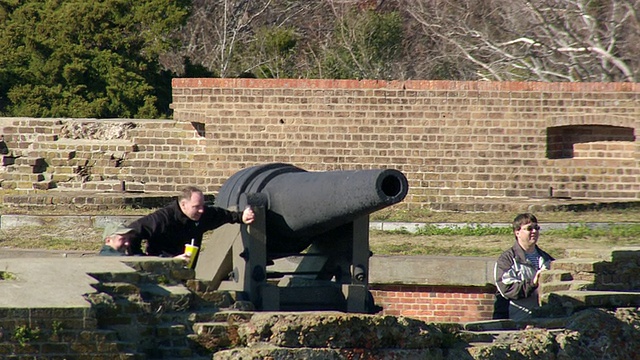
171, 79, 640, 210
1, 79, 638, 210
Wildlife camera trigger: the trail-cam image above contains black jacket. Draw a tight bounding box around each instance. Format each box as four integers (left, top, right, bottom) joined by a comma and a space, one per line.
128, 200, 243, 256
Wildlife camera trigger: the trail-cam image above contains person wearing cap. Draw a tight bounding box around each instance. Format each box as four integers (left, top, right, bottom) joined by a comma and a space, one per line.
99, 223, 134, 256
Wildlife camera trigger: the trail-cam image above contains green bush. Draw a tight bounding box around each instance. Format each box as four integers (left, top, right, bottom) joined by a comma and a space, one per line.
0, 0, 190, 118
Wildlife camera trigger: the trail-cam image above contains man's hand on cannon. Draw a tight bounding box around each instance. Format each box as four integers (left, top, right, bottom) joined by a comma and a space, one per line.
242, 206, 255, 225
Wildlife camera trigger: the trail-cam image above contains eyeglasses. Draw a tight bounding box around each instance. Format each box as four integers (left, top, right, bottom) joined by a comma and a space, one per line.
521, 224, 540, 232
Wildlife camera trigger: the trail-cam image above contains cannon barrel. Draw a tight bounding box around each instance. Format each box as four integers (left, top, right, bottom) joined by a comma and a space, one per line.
215, 163, 409, 256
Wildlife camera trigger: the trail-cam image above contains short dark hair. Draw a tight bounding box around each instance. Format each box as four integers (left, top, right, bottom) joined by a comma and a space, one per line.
513, 213, 538, 233
179, 186, 203, 202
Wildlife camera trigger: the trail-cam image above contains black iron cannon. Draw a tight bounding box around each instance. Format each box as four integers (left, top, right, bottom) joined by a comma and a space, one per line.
195, 163, 408, 312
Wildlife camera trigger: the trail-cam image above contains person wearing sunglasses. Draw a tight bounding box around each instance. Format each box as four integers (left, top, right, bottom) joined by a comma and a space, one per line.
493, 213, 555, 321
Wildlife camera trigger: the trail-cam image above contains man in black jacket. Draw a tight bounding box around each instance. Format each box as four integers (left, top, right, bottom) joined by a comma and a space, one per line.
128, 186, 255, 262
493, 213, 554, 321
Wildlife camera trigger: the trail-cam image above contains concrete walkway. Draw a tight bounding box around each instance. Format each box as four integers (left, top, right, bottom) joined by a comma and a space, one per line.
0, 256, 135, 308
0, 253, 497, 310
0, 248, 94, 259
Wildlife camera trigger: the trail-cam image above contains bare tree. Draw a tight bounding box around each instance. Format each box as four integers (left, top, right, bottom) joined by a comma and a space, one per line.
297, 0, 406, 79
161, 0, 272, 77
239, 1, 324, 78
404, 0, 640, 82
164, 0, 332, 78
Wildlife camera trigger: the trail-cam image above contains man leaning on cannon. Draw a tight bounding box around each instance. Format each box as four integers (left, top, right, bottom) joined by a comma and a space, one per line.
126, 186, 255, 264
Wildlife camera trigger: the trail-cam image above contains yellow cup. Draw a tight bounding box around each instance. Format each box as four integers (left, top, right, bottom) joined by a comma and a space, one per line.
184, 244, 199, 269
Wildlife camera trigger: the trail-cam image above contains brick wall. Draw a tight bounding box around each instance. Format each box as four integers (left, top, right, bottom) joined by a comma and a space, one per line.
370, 284, 495, 323
2, 79, 639, 209
0, 118, 215, 195
171, 79, 640, 209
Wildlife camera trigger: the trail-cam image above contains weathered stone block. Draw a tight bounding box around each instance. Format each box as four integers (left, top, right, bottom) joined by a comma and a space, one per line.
213, 346, 448, 360
239, 313, 445, 349
40, 342, 70, 354
212, 311, 254, 323
0, 344, 14, 355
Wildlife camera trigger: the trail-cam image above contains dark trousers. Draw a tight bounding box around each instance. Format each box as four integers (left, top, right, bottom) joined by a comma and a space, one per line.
492, 294, 510, 319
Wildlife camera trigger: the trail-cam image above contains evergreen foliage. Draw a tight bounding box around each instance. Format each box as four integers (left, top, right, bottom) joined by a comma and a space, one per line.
0, 0, 190, 118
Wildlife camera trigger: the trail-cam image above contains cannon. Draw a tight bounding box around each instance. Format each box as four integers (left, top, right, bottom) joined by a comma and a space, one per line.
195, 163, 408, 312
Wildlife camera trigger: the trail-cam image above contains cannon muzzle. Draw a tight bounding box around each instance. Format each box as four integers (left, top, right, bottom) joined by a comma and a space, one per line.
215, 163, 408, 256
